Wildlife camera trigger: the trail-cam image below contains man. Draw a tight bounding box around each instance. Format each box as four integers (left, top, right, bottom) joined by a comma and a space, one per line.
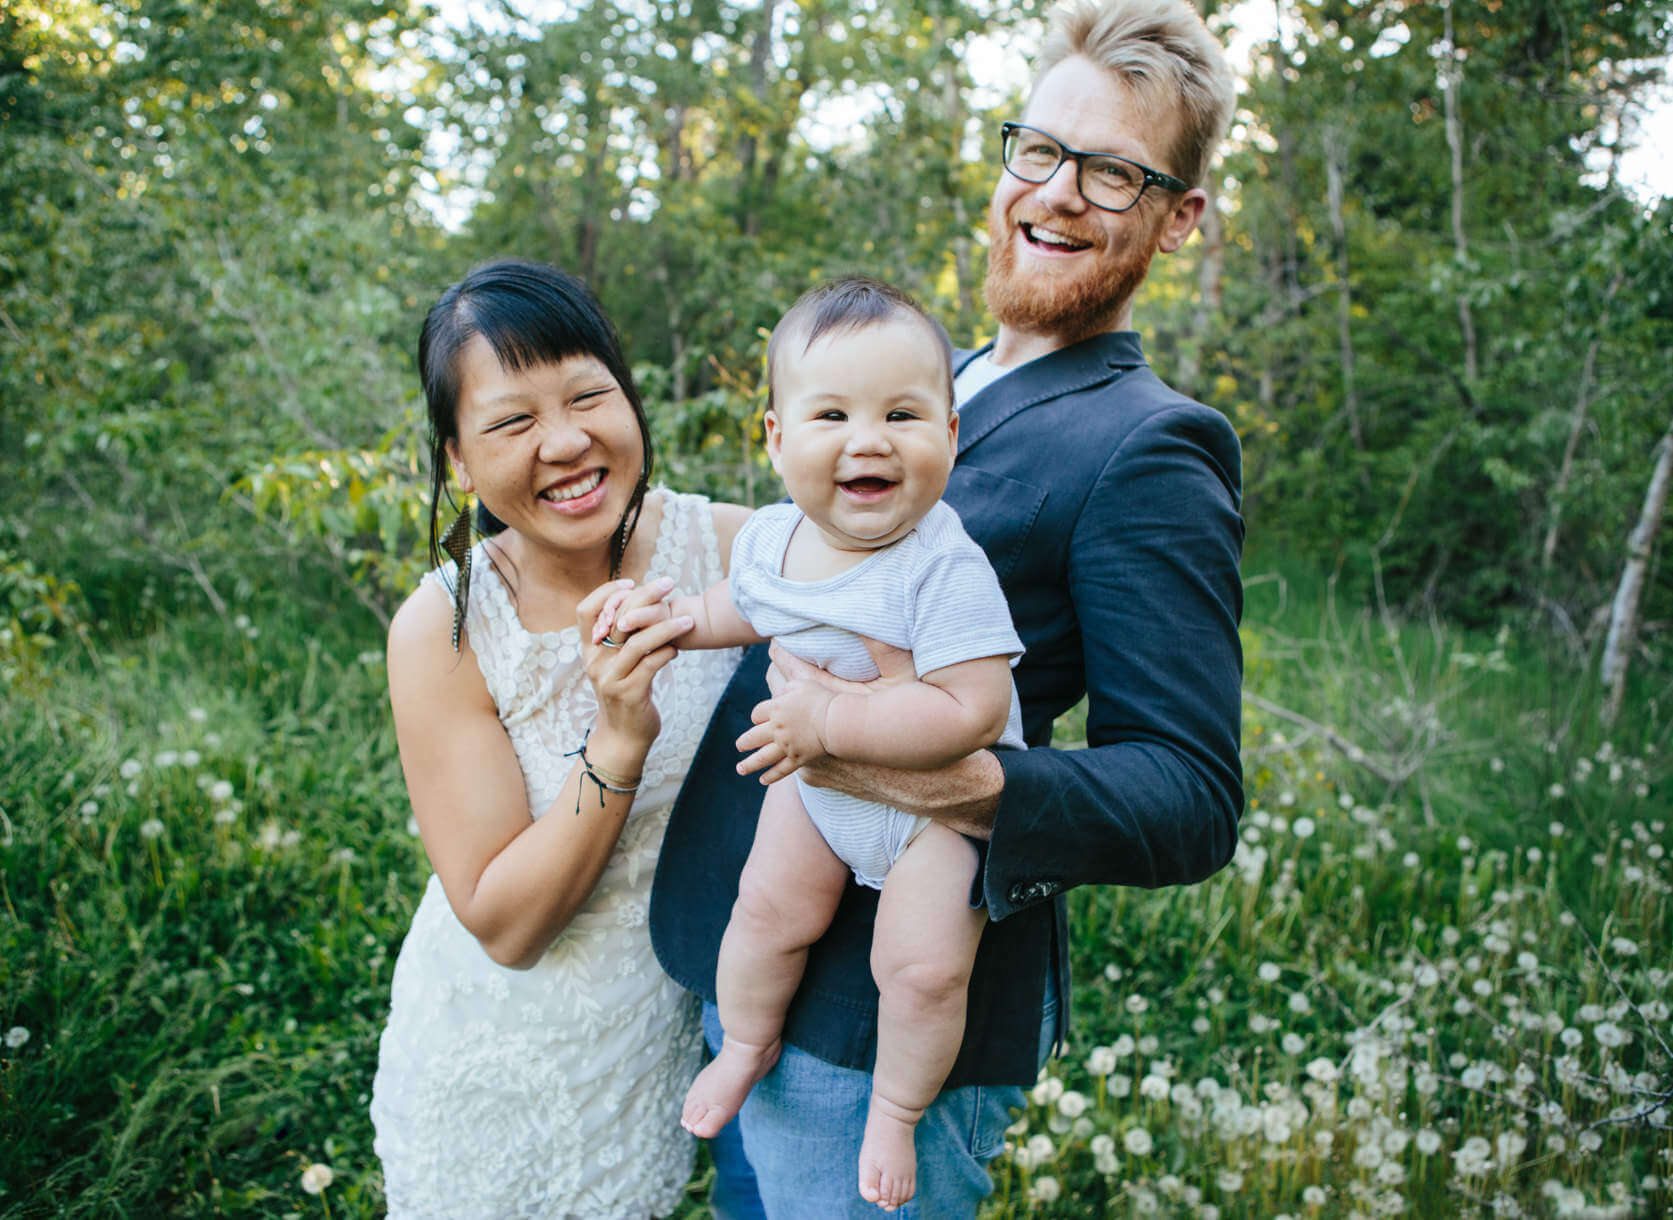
651, 0, 1244, 1213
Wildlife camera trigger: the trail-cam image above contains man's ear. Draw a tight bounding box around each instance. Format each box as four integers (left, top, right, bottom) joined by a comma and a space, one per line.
444, 438, 473, 494
1157, 186, 1208, 255
763, 410, 784, 474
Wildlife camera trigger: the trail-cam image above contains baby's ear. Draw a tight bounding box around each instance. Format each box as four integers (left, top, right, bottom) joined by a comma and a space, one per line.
762, 409, 784, 470
946, 407, 960, 452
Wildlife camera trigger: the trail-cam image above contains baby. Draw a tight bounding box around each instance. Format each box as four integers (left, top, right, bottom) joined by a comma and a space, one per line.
598, 276, 1024, 1210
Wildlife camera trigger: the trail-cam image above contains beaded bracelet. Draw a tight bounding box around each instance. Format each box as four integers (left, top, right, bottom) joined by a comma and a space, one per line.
562, 729, 642, 815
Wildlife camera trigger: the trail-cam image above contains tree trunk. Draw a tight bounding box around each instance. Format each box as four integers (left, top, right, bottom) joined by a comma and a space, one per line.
1323, 124, 1365, 456
1441, 2, 1478, 382
1600, 414, 1673, 725
1179, 170, 1223, 397
737, 0, 777, 237
1270, 0, 1302, 307
1542, 269, 1624, 570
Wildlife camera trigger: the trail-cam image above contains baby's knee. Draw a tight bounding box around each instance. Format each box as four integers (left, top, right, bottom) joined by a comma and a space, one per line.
730, 870, 821, 948
872, 952, 972, 1014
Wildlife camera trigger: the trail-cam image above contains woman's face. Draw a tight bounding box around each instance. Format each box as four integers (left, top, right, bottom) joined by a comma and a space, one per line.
444, 335, 645, 563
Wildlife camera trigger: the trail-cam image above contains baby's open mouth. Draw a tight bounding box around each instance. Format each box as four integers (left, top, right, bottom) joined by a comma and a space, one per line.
840, 477, 896, 495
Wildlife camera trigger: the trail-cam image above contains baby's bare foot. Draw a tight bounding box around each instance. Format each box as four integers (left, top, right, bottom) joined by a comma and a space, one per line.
858, 1095, 919, 1212
680, 1038, 780, 1138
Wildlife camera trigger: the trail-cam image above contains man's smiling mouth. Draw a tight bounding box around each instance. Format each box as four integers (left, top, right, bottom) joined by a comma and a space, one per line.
1022, 222, 1093, 252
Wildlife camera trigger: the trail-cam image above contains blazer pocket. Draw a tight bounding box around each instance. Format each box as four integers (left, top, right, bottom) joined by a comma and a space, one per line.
945, 465, 1049, 585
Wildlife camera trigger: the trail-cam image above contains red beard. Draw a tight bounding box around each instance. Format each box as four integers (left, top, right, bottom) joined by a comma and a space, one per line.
984, 209, 1159, 345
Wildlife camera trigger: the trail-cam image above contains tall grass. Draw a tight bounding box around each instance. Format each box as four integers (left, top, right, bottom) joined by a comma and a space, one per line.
1, 559, 1667, 1217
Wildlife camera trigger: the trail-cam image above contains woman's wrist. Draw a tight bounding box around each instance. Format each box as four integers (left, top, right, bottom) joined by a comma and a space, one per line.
581, 722, 653, 781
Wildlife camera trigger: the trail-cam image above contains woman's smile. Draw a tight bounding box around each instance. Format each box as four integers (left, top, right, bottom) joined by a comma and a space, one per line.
540, 468, 608, 514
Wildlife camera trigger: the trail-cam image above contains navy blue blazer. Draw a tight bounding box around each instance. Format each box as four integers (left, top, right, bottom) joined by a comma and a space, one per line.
649, 330, 1245, 1087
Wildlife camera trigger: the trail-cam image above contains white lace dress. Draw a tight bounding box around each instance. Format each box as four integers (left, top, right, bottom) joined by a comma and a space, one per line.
371, 491, 741, 1219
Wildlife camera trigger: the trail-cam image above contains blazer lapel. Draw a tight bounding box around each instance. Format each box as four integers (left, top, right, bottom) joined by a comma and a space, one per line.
955, 332, 1147, 457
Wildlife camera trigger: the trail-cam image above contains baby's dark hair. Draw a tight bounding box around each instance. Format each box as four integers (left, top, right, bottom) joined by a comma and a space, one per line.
765, 276, 954, 414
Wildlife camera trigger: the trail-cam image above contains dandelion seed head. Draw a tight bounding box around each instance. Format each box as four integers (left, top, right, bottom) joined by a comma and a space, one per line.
139, 818, 164, 840
300, 1163, 334, 1194
1306, 1057, 1339, 1084
1123, 1126, 1154, 1157
4, 1026, 29, 1049
1028, 1176, 1060, 1203
1593, 1022, 1626, 1048
1030, 1076, 1063, 1106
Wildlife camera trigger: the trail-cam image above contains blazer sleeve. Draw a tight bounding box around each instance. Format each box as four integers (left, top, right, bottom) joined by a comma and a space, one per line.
980, 401, 1246, 920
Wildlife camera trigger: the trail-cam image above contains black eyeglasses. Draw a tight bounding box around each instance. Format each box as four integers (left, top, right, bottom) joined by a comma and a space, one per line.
1000, 121, 1188, 213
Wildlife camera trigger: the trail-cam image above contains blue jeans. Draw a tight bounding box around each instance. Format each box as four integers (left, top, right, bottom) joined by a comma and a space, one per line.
702, 988, 1057, 1220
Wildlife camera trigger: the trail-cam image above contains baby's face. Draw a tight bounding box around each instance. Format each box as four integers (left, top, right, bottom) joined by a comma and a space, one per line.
765, 314, 957, 553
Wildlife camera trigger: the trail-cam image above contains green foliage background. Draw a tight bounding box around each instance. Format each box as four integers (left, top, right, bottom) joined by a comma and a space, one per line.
3, 0, 1672, 1215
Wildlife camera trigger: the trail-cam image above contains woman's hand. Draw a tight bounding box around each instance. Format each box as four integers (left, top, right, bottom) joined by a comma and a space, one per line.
576, 578, 691, 751
592, 575, 675, 644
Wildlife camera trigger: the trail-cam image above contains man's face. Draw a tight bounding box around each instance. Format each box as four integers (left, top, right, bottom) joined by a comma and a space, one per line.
985, 55, 1192, 346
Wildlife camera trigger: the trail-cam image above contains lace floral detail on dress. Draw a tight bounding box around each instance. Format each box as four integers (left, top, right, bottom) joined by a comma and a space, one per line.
370, 490, 741, 1220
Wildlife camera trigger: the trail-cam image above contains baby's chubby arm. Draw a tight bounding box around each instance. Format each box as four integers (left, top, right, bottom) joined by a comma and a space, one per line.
593, 576, 765, 651
735, 654, 1014, 786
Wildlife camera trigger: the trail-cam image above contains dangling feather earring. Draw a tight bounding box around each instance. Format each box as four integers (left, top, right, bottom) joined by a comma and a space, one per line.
442, 504, 473, 651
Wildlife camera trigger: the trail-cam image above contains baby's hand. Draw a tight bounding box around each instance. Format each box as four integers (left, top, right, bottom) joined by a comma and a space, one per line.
592, 576, 677, 645
735, 682, 836, 784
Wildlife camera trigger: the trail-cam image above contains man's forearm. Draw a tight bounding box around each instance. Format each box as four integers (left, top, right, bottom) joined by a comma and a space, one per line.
797, 748, 1005, 839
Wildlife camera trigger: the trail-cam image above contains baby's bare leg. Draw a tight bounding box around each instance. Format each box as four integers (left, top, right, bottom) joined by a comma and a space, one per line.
681, 781, 850, 1138
860, 823, 986, 1211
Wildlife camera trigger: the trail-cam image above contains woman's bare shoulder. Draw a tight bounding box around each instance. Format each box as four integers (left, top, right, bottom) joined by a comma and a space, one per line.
387, 578, 492, 709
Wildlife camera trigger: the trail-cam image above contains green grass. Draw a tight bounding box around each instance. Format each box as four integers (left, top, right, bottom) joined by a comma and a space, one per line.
2, 558, 1669, 1217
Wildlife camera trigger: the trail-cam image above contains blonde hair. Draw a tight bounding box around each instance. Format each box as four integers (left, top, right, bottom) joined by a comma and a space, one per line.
1035, 0, 1235, 188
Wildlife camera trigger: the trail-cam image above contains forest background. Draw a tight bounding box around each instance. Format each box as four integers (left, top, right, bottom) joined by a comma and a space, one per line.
3, 0, 1673, 1216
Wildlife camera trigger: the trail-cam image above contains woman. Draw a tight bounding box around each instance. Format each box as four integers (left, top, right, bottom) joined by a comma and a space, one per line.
369, 258, 749, 1218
